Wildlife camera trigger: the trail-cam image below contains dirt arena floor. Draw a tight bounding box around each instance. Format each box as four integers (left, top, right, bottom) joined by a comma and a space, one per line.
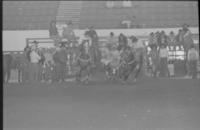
3, 73, 200, 130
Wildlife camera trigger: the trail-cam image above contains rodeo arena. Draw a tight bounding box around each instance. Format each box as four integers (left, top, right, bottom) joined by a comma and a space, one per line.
3, 1, 200, 130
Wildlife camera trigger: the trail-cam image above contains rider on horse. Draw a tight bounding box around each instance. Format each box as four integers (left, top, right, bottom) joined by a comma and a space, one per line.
118, 42, 137, 82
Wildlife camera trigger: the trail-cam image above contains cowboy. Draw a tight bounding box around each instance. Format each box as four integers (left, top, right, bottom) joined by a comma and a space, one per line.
29, 44, 41, 83
53, 43, 67, 83
76, 41, 92, 83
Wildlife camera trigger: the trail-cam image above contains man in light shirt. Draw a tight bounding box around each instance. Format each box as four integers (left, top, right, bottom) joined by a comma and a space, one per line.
159, 44, 170, 77
187, 44, 199, 79
29, 45, 41, 83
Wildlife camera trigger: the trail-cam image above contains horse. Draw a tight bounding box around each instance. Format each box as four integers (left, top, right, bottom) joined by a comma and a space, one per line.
9, 52, 30, 83
118, 46, 138, 82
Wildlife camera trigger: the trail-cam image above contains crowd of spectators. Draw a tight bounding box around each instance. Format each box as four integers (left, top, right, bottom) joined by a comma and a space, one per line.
147, 24, 199, 78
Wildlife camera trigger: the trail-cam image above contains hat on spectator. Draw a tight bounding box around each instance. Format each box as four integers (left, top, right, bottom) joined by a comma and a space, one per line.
33, 40, 38, 45
129, 35, 138, 43
182, 23, 189, 27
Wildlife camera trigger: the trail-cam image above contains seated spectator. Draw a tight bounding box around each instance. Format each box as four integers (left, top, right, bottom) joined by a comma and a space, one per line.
62, 21, 76, 43
49, 20, 60, 46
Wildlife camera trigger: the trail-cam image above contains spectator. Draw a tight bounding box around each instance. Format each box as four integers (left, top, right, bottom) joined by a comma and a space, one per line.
107, 32, 118, 50
43, 49, 55, 83
37, 48, 46, 82
86, 26, 99, 43
18, 50, 30, 83
148, 32, 155, 48
176, 29, 184, 46
131, 36, 145, 81
85, 26, 99, 67
118, 33, 128, 51
159, 44, 170, 77
187, 44, 199, 79
182, 24, 194, 54
167, 31, 176, 46
49, 20, 60, 46
53, 43, 67, 83
29, 45, 41, 83
24, 44, 31, 62
62, 21, 76, 43
155, 31, 161, 47
149, 45, 160, 77
160, 31, 168, 46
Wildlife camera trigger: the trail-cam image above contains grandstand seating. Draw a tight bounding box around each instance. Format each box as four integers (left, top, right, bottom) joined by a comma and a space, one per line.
3, 1, 199, 30
79, 1, 198, 29
56, 1, 82, 29
3, 1, 59, 30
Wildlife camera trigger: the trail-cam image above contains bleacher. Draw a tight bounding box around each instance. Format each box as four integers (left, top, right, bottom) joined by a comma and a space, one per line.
56, 1, 82, 29
3, 1, 59, 30
3, 1, 198, 30
79, 1, 198, 29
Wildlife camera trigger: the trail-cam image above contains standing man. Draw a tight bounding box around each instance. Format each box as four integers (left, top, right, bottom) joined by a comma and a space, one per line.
182, 24, 194, 54
130, 36, 146, 82
149, 45, 160, 77
29, 45, 41, 83
187, 44, 199, 79
118, 33, 128, 51
159, 44, 170, 77
85, 26, 99, 67
53, 43, 67, 83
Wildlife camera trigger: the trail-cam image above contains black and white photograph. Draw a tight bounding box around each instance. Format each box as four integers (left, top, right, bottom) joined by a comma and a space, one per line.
3, 1, 200, 130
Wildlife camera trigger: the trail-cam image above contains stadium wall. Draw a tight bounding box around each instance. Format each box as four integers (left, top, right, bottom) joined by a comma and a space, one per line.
3, 27, 199, 51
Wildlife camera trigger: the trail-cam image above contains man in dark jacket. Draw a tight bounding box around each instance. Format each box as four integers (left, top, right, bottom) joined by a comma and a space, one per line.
85, 26, 99, 67
118, 33, 128, 51
53, 43, 67, 82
